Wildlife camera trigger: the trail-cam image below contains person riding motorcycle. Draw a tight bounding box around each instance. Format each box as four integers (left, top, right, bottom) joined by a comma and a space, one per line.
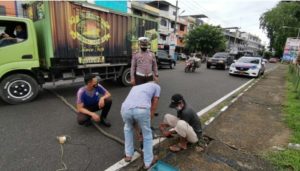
185, 56, 201, 72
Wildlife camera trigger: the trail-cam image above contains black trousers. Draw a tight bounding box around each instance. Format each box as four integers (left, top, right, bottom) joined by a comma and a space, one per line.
77, 97, 112, 125
135, 74, 154, 85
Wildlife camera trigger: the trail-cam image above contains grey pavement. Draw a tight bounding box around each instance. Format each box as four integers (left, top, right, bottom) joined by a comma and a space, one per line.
0, 62, 277, 171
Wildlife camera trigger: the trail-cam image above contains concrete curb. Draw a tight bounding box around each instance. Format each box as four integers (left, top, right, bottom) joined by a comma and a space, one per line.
203, 65, 278, 128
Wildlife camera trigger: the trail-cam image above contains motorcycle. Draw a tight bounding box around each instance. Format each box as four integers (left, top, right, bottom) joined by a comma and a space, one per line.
185, 57, 201, 72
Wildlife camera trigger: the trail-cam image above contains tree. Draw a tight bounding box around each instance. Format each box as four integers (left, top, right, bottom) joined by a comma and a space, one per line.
260, 2, 300, 56
263, 51, 273, 59
184, 24, 226, 56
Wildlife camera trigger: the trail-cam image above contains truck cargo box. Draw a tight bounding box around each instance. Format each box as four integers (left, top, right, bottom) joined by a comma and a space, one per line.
27, 1, 158, 69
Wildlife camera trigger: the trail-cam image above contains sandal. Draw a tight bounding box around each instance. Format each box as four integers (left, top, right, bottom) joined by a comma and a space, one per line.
169, 143, 187, 152
143, 155, 158, 170
124, 156, 132, 162
162, 131, 173, 138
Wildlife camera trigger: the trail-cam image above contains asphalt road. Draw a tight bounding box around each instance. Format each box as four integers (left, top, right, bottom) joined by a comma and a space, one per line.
0, 62, 277, 171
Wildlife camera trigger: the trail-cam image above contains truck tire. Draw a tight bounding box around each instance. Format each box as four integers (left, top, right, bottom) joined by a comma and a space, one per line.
0, 74, 39, 104
119, 68, 131, 87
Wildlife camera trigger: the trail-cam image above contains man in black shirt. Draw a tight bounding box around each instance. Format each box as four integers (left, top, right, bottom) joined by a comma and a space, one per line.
159, 94, 203, 152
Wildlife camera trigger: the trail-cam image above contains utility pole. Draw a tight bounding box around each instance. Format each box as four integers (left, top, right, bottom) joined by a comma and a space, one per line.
174, 0, 178, 34
169, 0, 178, 60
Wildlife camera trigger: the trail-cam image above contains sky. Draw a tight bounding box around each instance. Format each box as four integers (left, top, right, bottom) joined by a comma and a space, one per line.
166, 0, 281, 46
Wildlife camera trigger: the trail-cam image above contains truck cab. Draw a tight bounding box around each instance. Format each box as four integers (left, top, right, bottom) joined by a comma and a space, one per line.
0, 16, 41, 104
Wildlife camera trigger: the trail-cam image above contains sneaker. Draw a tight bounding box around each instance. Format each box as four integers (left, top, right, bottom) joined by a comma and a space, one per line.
101, 119, 111, 127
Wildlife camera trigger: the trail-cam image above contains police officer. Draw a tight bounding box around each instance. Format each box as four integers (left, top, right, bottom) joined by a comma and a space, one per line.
130, 37, 158, 85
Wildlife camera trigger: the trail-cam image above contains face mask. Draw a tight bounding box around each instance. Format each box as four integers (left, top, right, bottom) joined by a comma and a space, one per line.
176, 105, 182, 111
141, 47, 147, 51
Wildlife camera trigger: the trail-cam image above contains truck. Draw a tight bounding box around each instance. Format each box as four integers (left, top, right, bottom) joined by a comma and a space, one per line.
0, 1, 158, 104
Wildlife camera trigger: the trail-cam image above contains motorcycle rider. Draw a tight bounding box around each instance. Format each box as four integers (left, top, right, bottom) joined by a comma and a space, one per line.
185, 54, 201, 72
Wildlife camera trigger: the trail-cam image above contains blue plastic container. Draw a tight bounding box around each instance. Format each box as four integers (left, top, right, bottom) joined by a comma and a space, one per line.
150, 160, 180, 171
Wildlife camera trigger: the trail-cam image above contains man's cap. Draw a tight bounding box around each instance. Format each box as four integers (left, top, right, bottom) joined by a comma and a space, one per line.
169, 94, 184, 108
138, 37, 150, 48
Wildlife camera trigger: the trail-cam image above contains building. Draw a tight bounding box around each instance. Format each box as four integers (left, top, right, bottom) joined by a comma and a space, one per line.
147, 0, 188, 58
223, 29, 264, 57
241, 32, 263, 56
92, 0, 127, 13
180, 14, 207, 32
223, 29, 246, 57
0, 1, 26, 17
129, 1, 160, 20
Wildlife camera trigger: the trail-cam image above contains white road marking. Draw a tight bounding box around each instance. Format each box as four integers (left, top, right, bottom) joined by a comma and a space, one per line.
197, 79, 254, 117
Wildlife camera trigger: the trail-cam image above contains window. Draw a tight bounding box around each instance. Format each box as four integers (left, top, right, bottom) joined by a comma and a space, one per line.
0, 6, 6, 16
179, 38, 183, 43
160, 19, 167, 27
173, 11, 176, 16
160, 34, 167, 41
171, 22, 175, 29
180, 24, 185, 31
0, 21, 28, 47
157, 50, 168, 58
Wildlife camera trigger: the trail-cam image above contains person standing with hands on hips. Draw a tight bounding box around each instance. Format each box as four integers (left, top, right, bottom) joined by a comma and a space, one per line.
130, 37, 159, 86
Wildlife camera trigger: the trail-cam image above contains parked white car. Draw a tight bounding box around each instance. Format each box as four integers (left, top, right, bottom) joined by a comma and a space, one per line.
229, 56, 265, 78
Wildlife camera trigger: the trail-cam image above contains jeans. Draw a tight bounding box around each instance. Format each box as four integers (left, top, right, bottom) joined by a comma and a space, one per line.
121, 108, 153, 167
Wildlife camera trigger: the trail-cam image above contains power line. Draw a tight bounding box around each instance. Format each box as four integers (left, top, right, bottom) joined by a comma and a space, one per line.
188, 0, 236, 26
179, 0, 228, 26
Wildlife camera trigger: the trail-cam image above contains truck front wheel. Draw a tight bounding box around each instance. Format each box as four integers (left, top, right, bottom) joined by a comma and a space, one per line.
0, 74, 39, 104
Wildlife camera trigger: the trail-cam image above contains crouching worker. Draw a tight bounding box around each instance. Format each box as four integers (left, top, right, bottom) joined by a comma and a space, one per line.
76, 74, 112, 127
160, 94, 203, 152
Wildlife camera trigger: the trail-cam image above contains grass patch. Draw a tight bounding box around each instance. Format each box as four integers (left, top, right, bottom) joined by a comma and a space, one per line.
265, 68, 300, 171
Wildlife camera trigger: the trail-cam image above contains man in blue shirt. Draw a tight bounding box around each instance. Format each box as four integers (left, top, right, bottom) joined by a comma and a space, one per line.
76, 74, 112, 127
121, 82, 160, 169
